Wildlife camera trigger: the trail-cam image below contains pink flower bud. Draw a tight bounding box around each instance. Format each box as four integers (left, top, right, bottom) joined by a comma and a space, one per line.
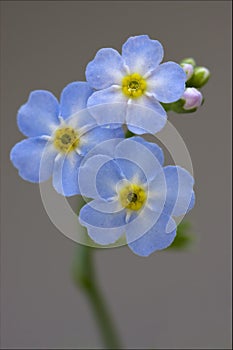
182, 88, 203, 110
181, 63, 194, 81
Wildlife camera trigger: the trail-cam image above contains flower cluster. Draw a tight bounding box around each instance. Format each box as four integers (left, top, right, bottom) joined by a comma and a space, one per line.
10, 35, 206, 256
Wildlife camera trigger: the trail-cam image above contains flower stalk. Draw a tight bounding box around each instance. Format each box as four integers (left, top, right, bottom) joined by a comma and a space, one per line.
72, 243, 122, 349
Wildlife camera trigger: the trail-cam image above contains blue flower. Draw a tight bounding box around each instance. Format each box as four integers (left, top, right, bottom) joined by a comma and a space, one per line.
86, 35, 186, 134
10, 82, 124, 196
78, 137, 195, 256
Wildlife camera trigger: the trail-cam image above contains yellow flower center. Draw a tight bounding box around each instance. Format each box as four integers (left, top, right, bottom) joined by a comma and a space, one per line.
53, 127, 80, 153
119, 183, 147, 211
122, 73, 147, 98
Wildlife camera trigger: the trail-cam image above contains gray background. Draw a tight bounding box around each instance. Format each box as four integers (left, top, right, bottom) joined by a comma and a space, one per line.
1, 1, 231, 349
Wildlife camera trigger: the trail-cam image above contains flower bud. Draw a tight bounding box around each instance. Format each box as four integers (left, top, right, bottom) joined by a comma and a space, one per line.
180, 63, 194, 81
180, 58, 196, 67
182, 87, 203, 110
187, 66, 210, 88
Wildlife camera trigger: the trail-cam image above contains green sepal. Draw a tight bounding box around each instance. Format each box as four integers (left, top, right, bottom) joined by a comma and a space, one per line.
125, 129, 136, 138
161, 98, 201, 114
160, 102, 172, 112
166, 220, 194, 250
180, 57, 196, 67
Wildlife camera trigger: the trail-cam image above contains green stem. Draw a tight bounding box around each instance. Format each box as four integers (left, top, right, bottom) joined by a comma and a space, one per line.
72, 243, 122, 349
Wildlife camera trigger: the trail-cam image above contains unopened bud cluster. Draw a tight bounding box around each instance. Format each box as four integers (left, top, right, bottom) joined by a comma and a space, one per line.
181, 58, 210, 88
162, 58, 210, 113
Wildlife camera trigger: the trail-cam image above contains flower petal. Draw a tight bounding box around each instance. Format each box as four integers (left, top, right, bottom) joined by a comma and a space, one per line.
52, 152, 82, 196
60, 81, 94, 119
81, 138, 124, 165
96, 159, 125, 200
78, 155, 116, 199
125, 206, 161, 243
115, 138, 164, 183
79, 126, 124, 156
126, 96, 167, 135
85, 225, 124, 245
10, 137, 57, 182
122, 35, 164, 75
79, 154, 124, 200
129, 136, 164, 166
187, 191, 195, 213
79, 199, 126, 229
17, 91, 60, 137
115, 158, 147, 184
87, 87, 127, 127
65, 109, 97, 132
147, 62, 186, 103
149, 166, 194, 217
127, 212, 176, 256
86, 48, 126, 89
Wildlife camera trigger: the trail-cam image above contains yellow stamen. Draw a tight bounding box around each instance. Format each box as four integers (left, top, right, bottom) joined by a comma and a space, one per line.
119, 183, 147, 211
122, 73, 147, 98
53, 127, 79, 153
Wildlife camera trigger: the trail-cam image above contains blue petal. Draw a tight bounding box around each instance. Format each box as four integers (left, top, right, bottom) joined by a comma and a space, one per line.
96, 159, 125, 200
86, 48, 127, 89
65, 109, 97, 132
129, 136, 164, 166
115, 138, 164, 183
122, 35, 164, 75
127, 212, 176, 256
60, 81, 94, 120
17, 91, 60, 137
79, 154, 124, 200
187, 191, 195, 213
78, 155, 114, 199
149, 166, 194, 217
126, 96, 167, 135
87, 87, 127, 128
81, 138, 124, 164
115, 158, 147, 184
79, 125, 124, 156
125, 206, 164, 243
52, 152, 82, 196
79, 199, 126, 229
85, 225, 124, 245
10, 137, 57, 182
147, 62, 186, 103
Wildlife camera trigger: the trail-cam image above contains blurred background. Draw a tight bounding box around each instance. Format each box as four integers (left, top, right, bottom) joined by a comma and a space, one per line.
1, 1, 231, 348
